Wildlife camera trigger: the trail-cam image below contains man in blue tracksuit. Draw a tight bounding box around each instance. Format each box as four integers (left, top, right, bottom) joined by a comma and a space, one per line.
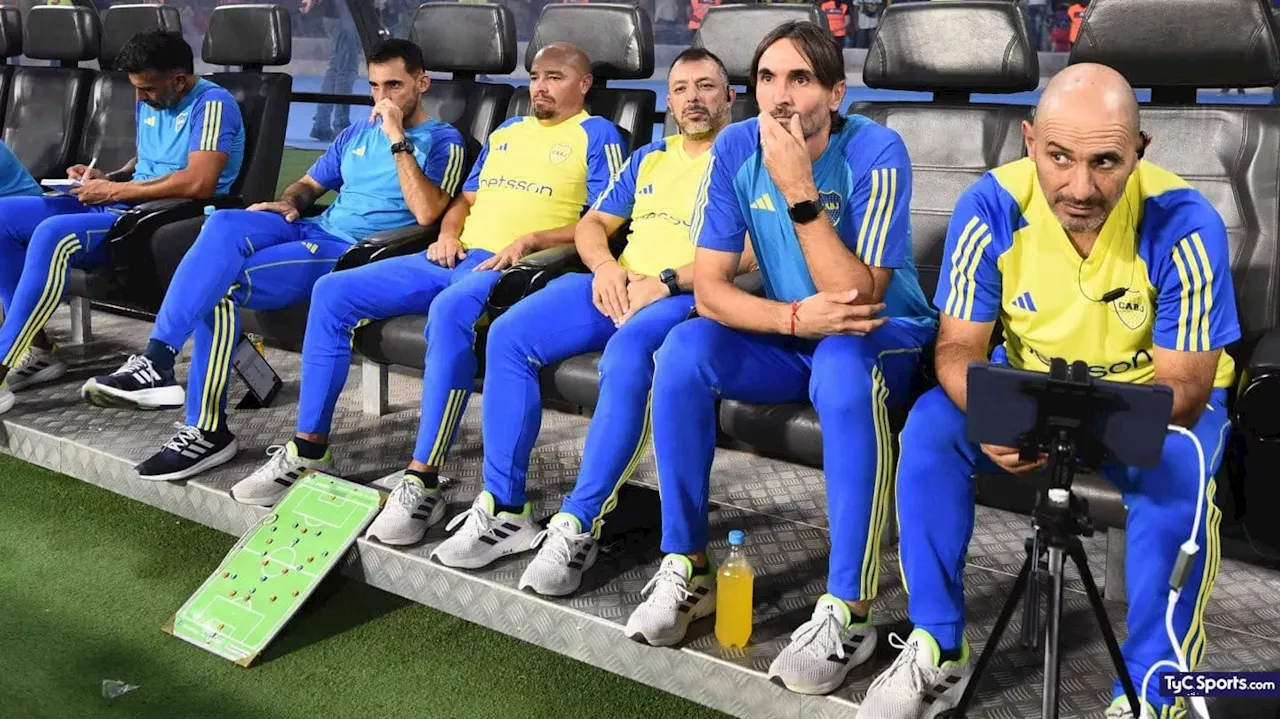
0, 30, 244, 414
622, 22, 937, 699
81, 39, 466, 482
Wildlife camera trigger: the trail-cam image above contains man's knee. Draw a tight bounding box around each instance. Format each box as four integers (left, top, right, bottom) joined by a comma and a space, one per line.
426, 282, 488, 337
900, 386, 967, 452
1150, 429, 1222, 507
485, 307, 538, 363
808, 335, 878, 412
197, 211, 257, 254
599, 332, 658, 390
307, 271, 359, 321
652, 318, 722, 392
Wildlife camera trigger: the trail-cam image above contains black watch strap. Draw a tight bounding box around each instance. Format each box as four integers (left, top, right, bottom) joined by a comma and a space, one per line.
660, 269, 681, 295
390, 139, 415, 154
788, 199, 822, 224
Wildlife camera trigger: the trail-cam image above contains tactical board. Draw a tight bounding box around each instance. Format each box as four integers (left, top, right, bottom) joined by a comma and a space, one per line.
164, 471, 384, 666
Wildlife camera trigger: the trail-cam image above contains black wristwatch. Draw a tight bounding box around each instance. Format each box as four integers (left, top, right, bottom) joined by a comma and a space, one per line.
788, 199, 822, 224
659, 268, 682, 296
390, 139, 415, 155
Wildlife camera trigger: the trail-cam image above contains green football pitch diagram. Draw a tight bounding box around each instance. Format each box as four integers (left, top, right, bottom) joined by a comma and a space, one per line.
165, 471, 384, 666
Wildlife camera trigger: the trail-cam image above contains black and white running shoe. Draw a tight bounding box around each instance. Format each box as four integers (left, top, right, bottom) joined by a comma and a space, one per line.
134, 423, 238, 481
82, 354, 184, 410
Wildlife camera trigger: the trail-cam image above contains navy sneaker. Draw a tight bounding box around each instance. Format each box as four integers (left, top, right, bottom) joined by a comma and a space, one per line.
135, 423, 238, 482
82, 354, 184, 410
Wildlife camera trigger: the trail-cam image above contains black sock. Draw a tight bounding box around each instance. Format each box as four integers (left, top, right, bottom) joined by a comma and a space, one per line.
691, 561, 712, 577
403, 469, 438, 489
849, 610, 868, 625
292, 437, 328, 460
493, 502, 523, 516
938, 647, 963, 664
145, 339, 177, 372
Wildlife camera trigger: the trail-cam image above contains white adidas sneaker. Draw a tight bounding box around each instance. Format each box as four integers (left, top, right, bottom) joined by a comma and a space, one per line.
365, 474, 446, 546
230, 441, 334, 506
624, 554, 716, 647
7, 346, 66, 391
518, 513, 598, 597
430, 491, 539, 569
858, 628, 973, 719
768, 594, 878, 695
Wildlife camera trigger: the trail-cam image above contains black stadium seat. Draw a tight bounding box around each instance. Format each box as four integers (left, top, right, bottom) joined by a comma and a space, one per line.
4, 4, 98, 181
716, 1, 1038, 469
78, 3, 184, 184
64, 4, 293, 320
663, 2, 825, 136
508, 2, 656, 152
0, 7, 21, 130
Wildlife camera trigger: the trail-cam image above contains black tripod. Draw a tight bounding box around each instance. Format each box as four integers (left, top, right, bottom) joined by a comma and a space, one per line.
952, 427, 1141, 719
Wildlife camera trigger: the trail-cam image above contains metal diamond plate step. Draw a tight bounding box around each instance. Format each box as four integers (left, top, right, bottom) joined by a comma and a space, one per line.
4, 306, 1280, 719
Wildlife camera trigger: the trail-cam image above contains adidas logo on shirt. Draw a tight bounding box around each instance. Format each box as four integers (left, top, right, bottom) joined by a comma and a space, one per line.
1012, 291, 1037, 312
353, 146, 366, 157
638, 184, 654, 195
750, 193, 776, 212
496, 142, 509, 152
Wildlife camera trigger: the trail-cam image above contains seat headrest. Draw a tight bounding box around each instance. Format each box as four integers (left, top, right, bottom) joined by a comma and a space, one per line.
101, 4, 182, 72
25, 5, 99, 63
411, 2, 516, 76
202, 4, 291, 68
0, 7, 20, 59
526, 3, 653, 81
694, 4, 826, 86
1070, 0, 1280, 89
864, 1, 1038, 94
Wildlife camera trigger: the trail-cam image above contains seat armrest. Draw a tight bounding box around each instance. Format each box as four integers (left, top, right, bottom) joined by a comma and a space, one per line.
333, 224, 439, 272
105, 196, 242, 268
487, 244, 586, 316
734, 270, 764, 296
1236, 326, 1280, 440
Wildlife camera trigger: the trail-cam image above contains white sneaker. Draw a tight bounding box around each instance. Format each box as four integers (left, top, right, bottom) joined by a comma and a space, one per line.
430, 491, 539, 569
768, 594, 878, 695
365, 474, 445, 546
7, 346, 66, 391
518, 513, 598, 597
230, 441, 334, 506
624, 554, 716, 647
858, 628, 973, 719
0, 385, 13, 415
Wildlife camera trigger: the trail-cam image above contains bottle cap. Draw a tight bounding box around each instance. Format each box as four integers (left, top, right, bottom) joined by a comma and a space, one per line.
203, 205, 216, 216
728, 529, 745, 546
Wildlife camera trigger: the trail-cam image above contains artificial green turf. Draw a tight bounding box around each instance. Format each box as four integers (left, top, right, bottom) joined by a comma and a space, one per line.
0, 455, 727, 719
276, 148, 326, 205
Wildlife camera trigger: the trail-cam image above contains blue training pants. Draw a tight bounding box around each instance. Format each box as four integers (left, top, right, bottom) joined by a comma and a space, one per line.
897, 383, 1229, 717
650, 316, 936, 602
150, 209, 351, 432
481, 272, 695, 532
296, 248, 500, 467
0, 196, 124, 367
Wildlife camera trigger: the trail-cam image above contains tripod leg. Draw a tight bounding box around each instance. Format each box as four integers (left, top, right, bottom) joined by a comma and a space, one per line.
1068, 541, 1141, 716
953, 548, 1034, 718
1022, 535, 1044, 649
1043, 546, 1066, 719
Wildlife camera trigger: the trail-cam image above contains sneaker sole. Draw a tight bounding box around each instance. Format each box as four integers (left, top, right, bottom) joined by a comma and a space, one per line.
135, 440, 239, 482
8, 362, 67, 392
431, 529, 538, 570
769, 628, 878, 695
82, 379, 184, 410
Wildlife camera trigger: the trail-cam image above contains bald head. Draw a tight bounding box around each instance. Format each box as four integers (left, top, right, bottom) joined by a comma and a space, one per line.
533, 42, 592, 77
529, 42, 592, 122
1024, 62, 1146, 237
1036, 63, 1140, 137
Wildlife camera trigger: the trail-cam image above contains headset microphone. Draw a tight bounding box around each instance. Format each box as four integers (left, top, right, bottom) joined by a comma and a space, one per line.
1100, 288, 1127, 303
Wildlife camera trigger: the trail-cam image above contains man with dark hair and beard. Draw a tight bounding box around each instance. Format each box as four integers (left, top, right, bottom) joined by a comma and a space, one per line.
84, 39, 467, 481
624, 21, 936, 696
415, 49, 755, 594
225, 42, 626, 508
0, 29, 244, 415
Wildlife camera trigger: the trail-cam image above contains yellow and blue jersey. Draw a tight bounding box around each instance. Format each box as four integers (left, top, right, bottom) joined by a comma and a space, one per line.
0, 140, 40, 197
460, 110, 625, 253
937, 157, 1240, 388
592, 134, 709, 277
133, 78, 244, 196
305, 118, 466, 243
691, 115, 936, 325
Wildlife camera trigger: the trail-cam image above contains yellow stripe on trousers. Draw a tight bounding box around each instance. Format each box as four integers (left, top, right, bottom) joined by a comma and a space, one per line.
427, 388, 468, 468
197, 297, 237, 431
5, 234, 81, 366
859, 364, 894, 600
590, 389, 654, 539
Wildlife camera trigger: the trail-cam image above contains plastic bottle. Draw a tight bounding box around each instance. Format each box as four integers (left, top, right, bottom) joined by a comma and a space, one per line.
203, 205, 215, 217
715, 529, 755, 648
